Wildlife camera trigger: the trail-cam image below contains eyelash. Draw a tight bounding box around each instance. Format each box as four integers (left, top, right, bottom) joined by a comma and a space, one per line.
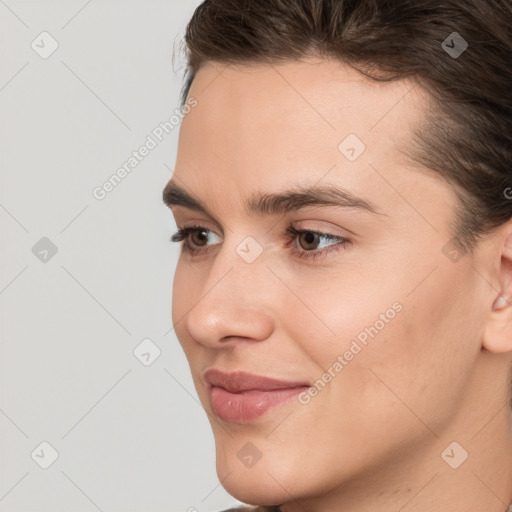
169, 224, 350, 261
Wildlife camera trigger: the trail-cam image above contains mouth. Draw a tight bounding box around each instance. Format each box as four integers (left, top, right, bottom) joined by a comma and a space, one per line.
204, 368, 310, 423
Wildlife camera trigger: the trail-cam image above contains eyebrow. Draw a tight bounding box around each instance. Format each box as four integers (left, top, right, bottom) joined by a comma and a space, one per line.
162, 180, 384, 218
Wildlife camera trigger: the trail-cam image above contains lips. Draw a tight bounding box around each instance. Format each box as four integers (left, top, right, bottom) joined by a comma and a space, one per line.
203, 368, 310, 423
203, 368, 309, 393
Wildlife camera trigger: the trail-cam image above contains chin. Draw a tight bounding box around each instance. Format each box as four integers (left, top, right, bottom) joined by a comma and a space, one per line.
218, 472, 291, 508
214, 444, 310, 507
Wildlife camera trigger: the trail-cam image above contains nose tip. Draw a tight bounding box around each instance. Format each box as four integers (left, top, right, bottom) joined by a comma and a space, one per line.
183, 267, 275, 348
186, 297, 275, 348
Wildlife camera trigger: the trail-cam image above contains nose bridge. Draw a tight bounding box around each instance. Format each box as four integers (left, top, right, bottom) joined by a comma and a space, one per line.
203, 230, 273, 303
184, 238, 275, 346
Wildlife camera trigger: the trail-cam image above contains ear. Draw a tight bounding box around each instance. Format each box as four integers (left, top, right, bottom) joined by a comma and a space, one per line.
482, 218, 512, 353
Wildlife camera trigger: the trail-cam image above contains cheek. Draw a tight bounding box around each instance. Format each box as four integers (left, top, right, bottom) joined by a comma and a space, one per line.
333, 269, 479, 435
278, 267, 400, 365
285, 256, 479, 430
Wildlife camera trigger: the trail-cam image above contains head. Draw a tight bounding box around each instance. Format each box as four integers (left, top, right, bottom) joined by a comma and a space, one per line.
164, 0, 512, 507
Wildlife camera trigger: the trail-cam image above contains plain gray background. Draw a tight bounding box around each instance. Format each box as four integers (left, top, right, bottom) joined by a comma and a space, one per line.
0, 1, 245, 510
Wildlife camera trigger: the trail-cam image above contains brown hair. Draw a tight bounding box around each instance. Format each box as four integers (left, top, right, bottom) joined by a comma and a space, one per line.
180, 0, 512, 255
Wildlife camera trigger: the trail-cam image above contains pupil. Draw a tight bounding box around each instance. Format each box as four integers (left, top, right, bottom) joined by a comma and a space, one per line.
303, 232, 317, 249
195, 230, 207, 245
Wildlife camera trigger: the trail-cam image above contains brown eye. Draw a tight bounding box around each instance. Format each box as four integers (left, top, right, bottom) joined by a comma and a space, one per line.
170, 224, 350, 261
297, 231, 321, 251
285, 226, 350, 261
190, 229, 209, 247
170, 226, 222, 254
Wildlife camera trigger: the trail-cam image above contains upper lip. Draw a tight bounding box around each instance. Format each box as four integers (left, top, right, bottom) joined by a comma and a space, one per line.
204, 368, 310, 393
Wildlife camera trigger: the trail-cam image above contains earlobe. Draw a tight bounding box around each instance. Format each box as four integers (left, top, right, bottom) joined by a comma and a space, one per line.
482, 221, 512, 353
492, 294, 509, 311
483, 294, 512, 353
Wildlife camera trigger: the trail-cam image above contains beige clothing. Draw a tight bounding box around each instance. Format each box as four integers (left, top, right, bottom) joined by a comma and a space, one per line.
221, 507, 281, 511
222, 500, 512, 511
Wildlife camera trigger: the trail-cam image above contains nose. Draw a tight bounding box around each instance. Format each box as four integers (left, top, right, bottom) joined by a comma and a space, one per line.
182, 253, 275, 349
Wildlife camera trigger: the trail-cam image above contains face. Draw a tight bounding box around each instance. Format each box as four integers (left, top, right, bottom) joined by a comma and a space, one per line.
165, 59, 496, 507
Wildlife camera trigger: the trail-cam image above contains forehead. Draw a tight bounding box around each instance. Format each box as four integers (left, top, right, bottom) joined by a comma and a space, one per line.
188, 58, 427, 134
181, 58, 429, 173
175, 58, 449, 228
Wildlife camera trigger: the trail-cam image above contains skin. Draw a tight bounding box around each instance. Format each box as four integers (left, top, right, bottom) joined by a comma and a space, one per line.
165, 58, 512, 512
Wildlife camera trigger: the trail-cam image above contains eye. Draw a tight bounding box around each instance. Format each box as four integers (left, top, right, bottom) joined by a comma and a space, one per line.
170, 224, 350, 261
284, 226, 350, 261
170, 224, 221, 254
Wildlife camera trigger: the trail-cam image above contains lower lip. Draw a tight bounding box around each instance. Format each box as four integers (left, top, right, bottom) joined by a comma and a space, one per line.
209, 386, 308, 423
